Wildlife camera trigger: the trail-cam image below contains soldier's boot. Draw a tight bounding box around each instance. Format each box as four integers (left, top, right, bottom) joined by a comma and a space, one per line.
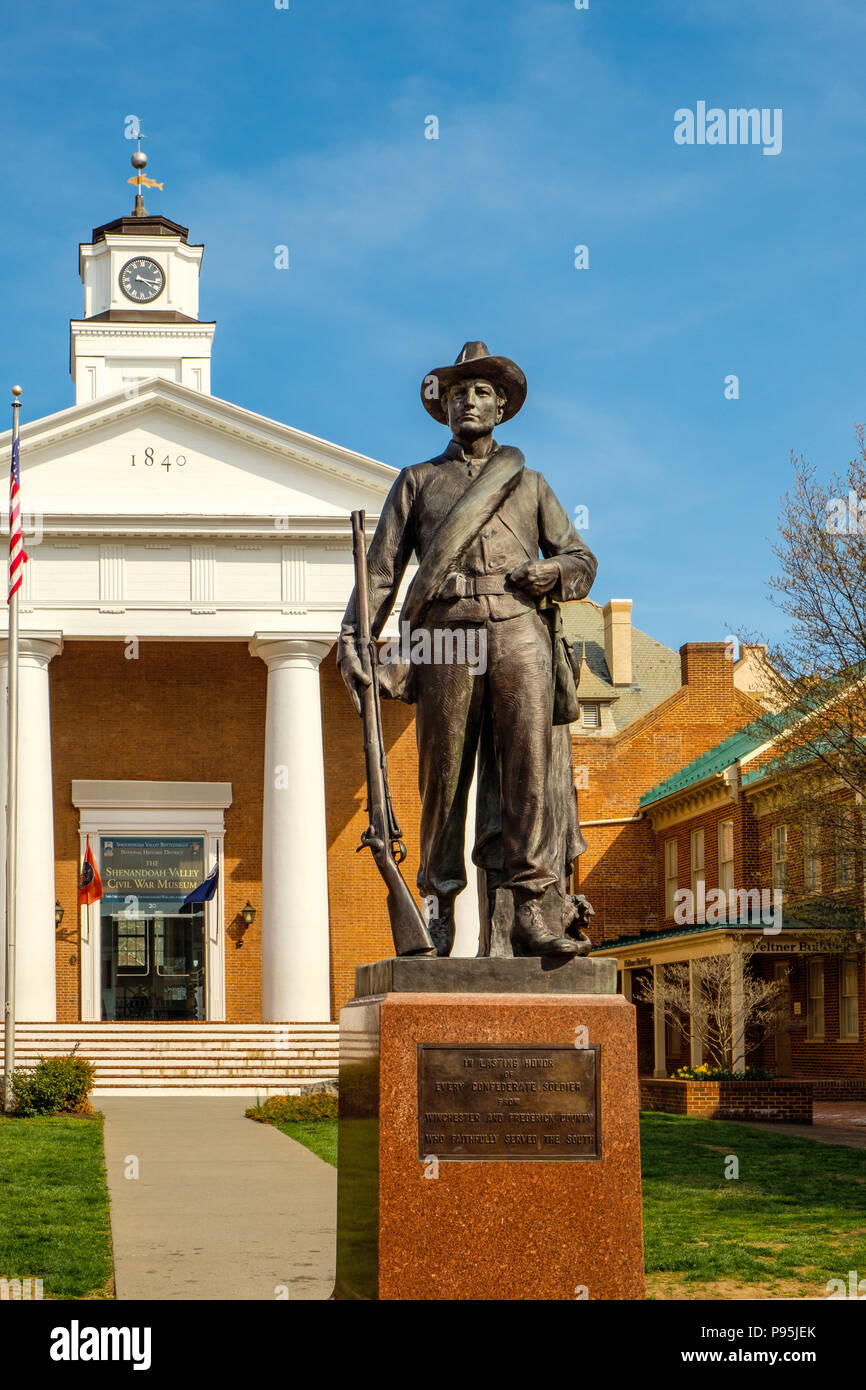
428, 898, 456, 958
511, 896, 581, 958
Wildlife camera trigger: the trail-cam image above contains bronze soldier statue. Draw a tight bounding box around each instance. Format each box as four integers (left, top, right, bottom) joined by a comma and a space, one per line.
339, 342, 597, 959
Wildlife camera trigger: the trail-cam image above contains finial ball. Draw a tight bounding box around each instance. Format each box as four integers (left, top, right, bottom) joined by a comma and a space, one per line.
131, 150, 148, 170
11, 385, 22, 397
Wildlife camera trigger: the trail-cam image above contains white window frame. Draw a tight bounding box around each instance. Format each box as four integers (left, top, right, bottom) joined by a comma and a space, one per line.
840, 957, 859, 1041
72, 780, 232, 1023
803, 818, 821, 894
771, 823, 788, 891
581, 702, 601, 729
664, 839, 678, 920
835, 816, 856, 890
807, 959, 825, 1041
690, 828, 705, 905
718, 819, 734, 895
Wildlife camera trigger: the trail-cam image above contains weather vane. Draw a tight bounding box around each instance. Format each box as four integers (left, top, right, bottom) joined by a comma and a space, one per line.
127, 130, 163, 216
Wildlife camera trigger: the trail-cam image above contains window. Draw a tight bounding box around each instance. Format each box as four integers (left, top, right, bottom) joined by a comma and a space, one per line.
664, 840, 678, 919
807, 959, 825, 1040
835, 814, 856, 890
804, 818, 821, 893
690, 829, 705, 919
771, 823, 788, 890
581, 702, 601, 729
718, 819, 734, 894
116, 916, 149, 974
665, 1017, 683, 1058
840, 958, 859, 1040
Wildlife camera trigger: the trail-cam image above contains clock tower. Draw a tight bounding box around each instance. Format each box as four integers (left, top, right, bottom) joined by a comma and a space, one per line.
70, 146, 215, 403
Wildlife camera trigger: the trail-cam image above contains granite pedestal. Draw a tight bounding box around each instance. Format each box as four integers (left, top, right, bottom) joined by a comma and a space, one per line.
334, 956, 645, 1301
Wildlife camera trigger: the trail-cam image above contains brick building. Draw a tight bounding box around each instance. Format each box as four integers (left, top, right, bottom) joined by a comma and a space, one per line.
595, 703, 866, 1087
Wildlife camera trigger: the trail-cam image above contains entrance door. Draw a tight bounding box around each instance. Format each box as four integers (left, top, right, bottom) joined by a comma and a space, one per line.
774, 962, 793, 1075
99, 836, 208, 1022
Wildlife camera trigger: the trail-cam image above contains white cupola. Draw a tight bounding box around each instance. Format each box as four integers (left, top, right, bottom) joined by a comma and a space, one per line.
70, 144, 215, 403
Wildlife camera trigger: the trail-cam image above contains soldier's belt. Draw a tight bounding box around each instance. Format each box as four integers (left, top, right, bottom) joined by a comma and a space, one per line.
440, 572, 512, 601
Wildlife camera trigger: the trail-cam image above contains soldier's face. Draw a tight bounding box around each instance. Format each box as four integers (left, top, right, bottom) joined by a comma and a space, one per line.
444, 378, 502, 440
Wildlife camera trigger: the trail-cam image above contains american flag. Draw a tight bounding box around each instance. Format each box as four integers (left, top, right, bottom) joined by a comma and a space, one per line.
8, 435, 27, 603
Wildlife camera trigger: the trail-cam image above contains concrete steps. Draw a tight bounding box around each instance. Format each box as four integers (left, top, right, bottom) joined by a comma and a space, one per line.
0, 1023, 339, 1097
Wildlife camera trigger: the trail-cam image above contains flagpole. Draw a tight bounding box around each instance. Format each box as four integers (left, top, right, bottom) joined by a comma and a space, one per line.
3, 385, 21, 1113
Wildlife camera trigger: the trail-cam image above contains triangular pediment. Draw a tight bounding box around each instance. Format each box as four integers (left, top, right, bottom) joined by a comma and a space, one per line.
0, 378, 395, 528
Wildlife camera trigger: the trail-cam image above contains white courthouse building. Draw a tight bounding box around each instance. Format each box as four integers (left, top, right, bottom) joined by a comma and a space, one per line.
0, 191, 422, 1091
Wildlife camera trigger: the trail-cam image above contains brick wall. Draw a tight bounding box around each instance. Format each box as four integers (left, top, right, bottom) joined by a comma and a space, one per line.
51, 640, 267, 1024
575, 643, 761, 942
50, 639, 428, 1024
754, 952, 866, 1080
639, 1077, 813, 1123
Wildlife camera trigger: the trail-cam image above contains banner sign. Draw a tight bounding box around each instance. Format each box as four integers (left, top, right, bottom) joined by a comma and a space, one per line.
100, 837, 205, 897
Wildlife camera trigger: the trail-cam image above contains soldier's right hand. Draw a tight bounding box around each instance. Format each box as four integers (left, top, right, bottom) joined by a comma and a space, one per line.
338, 638, 371, 716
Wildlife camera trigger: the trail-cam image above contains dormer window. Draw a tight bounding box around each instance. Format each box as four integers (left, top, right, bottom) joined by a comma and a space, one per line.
581, 702, 601, 729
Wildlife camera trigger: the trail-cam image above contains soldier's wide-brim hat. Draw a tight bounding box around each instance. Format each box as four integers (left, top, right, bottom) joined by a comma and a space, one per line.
421, 341, 527, 424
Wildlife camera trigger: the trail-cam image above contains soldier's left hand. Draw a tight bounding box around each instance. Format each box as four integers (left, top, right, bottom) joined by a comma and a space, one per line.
509, 559, 560, 598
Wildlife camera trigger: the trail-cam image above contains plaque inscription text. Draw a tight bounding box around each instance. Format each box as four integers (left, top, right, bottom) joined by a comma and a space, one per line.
418, 1044, 600, 1161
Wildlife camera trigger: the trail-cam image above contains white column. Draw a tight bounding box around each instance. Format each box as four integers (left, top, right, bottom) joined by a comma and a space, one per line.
250, 636, 333, 1021
688, 959, 704, 1068
452, 758, 480, 957
0, 635, 62, 1021
652, 964, 667, 1078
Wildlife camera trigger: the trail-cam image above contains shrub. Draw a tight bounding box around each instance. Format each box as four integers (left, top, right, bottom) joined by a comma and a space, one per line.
672, 1063, 775, 1082
246, 1093, 337, 1124
6, 1054, 96, 1117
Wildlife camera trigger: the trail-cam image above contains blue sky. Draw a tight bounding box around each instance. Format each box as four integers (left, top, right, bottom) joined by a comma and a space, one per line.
1, 0, 864, 650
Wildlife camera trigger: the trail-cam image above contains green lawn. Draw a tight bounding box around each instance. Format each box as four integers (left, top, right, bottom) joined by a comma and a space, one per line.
641, 1111, 866, 1298
0, 1114, 114, 1299
271, 1119, 338, 1167
278, 1111, 866, 1299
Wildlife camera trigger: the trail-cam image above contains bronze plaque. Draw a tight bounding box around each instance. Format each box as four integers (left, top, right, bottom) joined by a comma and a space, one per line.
417, 1044, 600, 1161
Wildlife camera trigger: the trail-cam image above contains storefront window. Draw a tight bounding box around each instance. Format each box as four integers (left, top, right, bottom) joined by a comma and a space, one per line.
99, 837, 208, 1021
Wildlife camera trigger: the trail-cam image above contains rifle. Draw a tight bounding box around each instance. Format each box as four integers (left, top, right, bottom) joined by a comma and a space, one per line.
350, 510, 436, 957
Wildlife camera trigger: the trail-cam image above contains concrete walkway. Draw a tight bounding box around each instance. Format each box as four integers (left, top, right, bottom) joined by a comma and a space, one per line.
99, 1098, 336, 1300
733, 1101, 866, 1152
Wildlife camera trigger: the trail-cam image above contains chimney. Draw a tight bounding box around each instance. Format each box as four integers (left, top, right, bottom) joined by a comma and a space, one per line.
679, 642, 733, 689
602, 599, 632, 686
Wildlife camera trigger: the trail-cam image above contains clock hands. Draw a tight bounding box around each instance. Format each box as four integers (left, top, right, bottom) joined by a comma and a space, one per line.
119, 258, 163, 301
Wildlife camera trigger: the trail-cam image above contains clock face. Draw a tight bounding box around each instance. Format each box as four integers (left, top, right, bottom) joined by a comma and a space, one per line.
119, 257, 165, 304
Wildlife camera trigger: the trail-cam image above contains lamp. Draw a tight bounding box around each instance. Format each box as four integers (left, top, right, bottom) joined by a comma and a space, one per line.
55, 900, 64, 928
240, 901, 257, 928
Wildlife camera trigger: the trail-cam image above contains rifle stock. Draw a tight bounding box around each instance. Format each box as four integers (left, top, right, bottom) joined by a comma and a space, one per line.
350, 510, 436, 957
